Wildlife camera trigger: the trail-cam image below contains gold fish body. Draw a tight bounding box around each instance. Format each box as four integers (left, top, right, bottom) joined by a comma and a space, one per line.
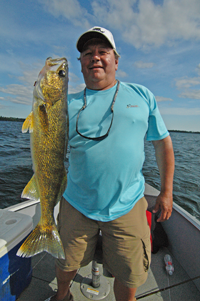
17, 57, 68, 259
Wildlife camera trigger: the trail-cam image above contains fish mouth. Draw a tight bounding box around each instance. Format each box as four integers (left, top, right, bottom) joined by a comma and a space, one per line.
41, 57, 68, 76
46, 57, 68, 70
37, 57, 68, 78
33, 57, 68, 103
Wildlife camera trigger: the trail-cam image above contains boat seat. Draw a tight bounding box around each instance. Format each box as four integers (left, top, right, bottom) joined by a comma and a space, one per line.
80, 231, 111, 300
93, 231, 103, 263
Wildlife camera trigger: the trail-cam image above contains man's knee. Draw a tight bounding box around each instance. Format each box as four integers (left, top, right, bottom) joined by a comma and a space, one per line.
114, 278, 137, 301
56, 265, 77, 282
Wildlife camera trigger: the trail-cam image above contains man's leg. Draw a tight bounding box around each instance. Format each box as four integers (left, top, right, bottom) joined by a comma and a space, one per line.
100, 197, 150, 301
54, 266, 77, 300
54, 199, 99, 300
114, 278, 137, 301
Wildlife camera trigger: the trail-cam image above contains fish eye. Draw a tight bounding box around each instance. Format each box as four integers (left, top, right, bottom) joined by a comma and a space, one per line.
58, 70, 66, 77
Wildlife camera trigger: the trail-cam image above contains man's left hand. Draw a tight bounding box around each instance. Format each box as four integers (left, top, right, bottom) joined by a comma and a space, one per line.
153, 192, 173, 222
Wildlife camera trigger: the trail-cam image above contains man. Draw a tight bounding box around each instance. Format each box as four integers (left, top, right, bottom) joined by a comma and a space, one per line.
46, 26, 174, 301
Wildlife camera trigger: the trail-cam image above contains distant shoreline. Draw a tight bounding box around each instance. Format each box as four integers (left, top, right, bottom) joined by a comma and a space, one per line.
0, 116, 199, 133
169, 130, 200, 134
0, 116, 25, 122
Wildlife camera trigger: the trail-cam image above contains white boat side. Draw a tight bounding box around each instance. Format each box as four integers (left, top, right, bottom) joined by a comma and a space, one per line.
145, 183, 200, 292
2, 183, 200, 296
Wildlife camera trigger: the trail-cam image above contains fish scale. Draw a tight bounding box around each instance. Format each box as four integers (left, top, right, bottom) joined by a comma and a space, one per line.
17, 57, 68, 259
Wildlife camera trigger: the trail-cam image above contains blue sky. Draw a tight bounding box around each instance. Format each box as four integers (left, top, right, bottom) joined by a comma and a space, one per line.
0, 0, 200, 131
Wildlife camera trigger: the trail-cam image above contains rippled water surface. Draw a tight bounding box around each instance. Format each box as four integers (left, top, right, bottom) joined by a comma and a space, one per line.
143, 131, 200, 220
0, 121, 200, 220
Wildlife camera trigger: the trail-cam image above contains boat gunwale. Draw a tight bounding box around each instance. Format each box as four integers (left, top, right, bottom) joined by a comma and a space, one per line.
4, 184, 200, 231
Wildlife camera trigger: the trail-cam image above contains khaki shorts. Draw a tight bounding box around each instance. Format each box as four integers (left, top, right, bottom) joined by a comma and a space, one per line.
56, 197, 151, 288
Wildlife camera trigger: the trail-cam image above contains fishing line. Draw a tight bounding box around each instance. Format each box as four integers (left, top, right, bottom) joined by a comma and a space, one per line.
136, 275, 200, 299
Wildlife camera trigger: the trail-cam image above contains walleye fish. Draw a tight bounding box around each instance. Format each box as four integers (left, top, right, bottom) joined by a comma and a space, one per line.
17, 57, 68, 259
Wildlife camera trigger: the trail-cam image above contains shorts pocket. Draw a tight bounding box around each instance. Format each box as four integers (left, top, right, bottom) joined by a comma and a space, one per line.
141, 239, 150, 272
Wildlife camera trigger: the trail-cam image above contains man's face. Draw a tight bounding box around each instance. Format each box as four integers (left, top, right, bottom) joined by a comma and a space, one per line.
80, 42, 118, 90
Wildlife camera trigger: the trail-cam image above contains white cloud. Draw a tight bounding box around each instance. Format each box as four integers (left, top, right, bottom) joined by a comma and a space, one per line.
178, 90, 200, 99
0, 5, 76, 53
69, 72, 80, 83
156, 96, 173, 102
196, 63, 200, 75
2, 1, 200, 52
18, 62, 44, 85
134, 61, 154, 69
174, 65, 200, 99
0, 104, 6, 112
0, 84, 33, 105
0, 60, 83, 105
91, 0, 200, 49
116, 70, 128, 78
38, 0, 91, 27
92, 0, 136, 31
0, 61, 44, 105
69, 83, 85, 94
175, 77, 200, 89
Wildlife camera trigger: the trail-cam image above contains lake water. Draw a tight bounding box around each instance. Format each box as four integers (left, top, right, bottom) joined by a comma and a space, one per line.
0, 121, 199, 220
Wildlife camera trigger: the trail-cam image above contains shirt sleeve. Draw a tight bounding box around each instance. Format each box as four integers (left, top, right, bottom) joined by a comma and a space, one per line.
145, 89, 169, 141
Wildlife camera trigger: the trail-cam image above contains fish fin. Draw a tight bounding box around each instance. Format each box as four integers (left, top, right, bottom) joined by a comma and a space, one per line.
21, 175, 40, 201
22, 112, 34, 133
56, 170, 67, 205
17, 222, 65, 259
38, 104, 49, 134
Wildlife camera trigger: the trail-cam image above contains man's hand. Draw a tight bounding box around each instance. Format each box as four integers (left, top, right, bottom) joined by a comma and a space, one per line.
152, 136, 174, 222
153, 192, 173, 222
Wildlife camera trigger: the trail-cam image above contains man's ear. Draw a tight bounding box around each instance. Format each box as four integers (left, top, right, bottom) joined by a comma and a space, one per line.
115, 58, 119, 71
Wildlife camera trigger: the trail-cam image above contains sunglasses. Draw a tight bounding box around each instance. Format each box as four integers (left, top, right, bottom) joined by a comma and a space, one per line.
76, 80, 120, 141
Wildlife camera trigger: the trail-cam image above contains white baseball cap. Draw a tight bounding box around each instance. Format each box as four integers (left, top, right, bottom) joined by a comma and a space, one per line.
76, 26, 120, 57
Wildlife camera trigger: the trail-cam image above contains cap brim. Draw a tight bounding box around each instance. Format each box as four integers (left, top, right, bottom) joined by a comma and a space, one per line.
77, 31, 113, 53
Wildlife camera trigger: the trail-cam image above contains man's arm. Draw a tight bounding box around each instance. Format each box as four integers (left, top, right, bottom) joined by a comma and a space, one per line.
152, 135, 175, 222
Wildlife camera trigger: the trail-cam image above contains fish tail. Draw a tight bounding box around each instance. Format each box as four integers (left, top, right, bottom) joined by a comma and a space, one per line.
17, 222, 65, 259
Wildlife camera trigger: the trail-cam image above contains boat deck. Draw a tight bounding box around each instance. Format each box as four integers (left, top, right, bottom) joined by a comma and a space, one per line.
17, 246, 200, 301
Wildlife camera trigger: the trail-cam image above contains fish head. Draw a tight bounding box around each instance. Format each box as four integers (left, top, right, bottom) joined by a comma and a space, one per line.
34, 57, 68, 106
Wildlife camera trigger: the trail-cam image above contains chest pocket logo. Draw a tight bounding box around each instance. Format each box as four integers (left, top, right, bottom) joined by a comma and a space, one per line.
127, 104, 138, 108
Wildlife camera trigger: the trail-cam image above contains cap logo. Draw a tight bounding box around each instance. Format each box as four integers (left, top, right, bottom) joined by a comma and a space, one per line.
92, 27, 105, 33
